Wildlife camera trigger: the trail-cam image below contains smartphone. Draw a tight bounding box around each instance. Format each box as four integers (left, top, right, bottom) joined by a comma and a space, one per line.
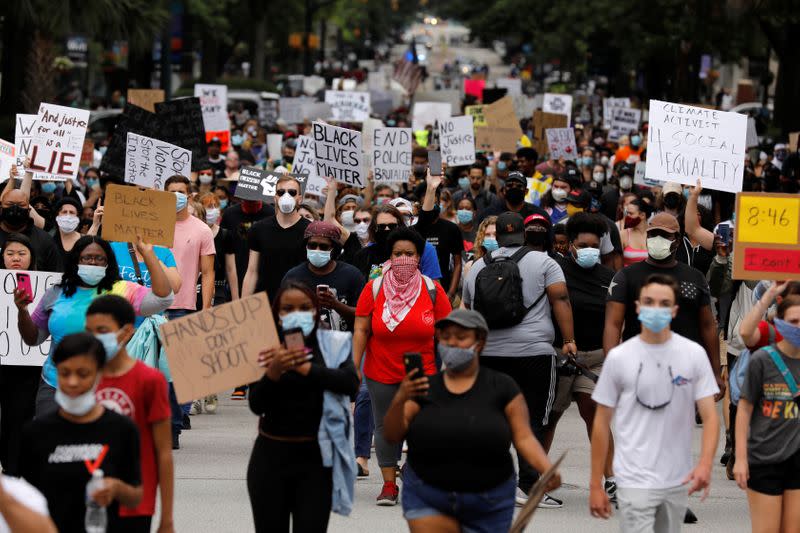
403, 352, 424, 378
717, 223, 731, 245
316, 284, 330, 295
16, 273, 33, 303
283, 327, 306, 351
428, 151, 443, 176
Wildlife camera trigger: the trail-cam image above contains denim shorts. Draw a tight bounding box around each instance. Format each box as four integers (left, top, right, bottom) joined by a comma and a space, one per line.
401, 464, 515, 533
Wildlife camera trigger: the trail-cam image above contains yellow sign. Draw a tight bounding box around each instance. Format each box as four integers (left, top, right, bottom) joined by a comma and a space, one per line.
737, 195, 799, 245
465, 105, 486, 127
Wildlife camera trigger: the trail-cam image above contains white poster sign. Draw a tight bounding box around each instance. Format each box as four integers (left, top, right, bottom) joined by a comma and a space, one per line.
324, 90, 371, 122
194, 84, 229, 132
361, 118, 384, 152
634, 160, 663, 187
372, 128, 412, 182
292, 135, 324, 196
603, 97, 631, 128
124, 132, 192, 190
545, 128, 578, 160
14, 114, 50, 181
608, 108, 642, 142
439, 116, 476, 166
0, 140, 15, 183
267, 134, 283, 161
279, 97, 317, 124
28, 103, 89, 180
311, 122, 365, 188
496, 78, 522, 96
542, 93, 572, 124
411, 102, 452, 132
745, 117, 759, 148
0, 269, 60, 366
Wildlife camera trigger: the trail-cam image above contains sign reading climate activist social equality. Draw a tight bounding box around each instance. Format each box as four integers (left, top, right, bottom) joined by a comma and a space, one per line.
439, 116, 476, 166
545, 128, 578, 160
324, 90, 371, 122
311, 122, 365, 188
732, 192, 800, 281
372, 128, 412, 183
0, 269, 59, 366
101, 184, 177, 248
647, 100, 746, 193
194, 84, 229, 132
161, 292, 278, 403
125, 132, 192, 190
27, 103, 89, 180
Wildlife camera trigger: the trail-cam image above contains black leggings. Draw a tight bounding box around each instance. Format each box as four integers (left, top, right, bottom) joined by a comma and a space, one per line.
247, 436, 332, 533
0, 366, 40, 475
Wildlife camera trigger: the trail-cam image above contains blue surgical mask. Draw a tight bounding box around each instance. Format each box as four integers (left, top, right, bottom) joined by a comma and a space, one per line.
497, 161, 507, 171
219, 199, 229, 210
307, 249, 332, 268
574, 246, 600, 268
387, 119, 397, 127
485, 166, 493, 177
95, 332, 121, 361
175, 192, 188, 212
86, 177, 99, 189
231, 134, 244, 146
458, 177, 470, 191
438, 342, 476, 372
456, 209, 474, 224
774, 318, 800, 347
483, 237, 499, 252
41, 182, 57, 194
77, 264, 107, 286
638, 306, 673, 333
631, 135, 642, 147
582, 156, 594, 167
281, 311, 316, 337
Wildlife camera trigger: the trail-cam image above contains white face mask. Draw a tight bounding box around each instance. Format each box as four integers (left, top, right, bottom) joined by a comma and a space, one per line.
56, 214, 80, 233
355, 221, 370, 239
205, 207, 220, 225
646, 236, 674, 260
199, 174, 213, 185
55, 385, 97, 416
278, 193, 296, 214
551, 188, 568, 202
340, 210, 355, 229
619, 176, 633, 190
592, 172, 605, 183
600, 156, 610, 166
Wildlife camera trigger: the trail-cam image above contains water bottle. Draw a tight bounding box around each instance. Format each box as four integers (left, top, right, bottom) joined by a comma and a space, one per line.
85, 469, 107, 533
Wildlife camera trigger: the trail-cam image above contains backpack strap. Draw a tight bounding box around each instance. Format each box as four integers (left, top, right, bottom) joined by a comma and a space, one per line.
767, 323, 776, 345
127, 242, 144, 286
372, 274, 436, 305
763, 345, 799, 396
483, 245, 531, 265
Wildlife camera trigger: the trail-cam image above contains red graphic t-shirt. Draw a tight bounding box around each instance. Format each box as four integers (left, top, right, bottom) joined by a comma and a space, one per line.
97, 360, 170, 517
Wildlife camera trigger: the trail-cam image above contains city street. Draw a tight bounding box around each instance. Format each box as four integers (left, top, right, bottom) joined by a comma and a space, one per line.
171, 395, 751, 532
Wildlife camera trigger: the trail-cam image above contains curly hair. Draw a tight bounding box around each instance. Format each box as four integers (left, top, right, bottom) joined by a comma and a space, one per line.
61, 236, 121, 297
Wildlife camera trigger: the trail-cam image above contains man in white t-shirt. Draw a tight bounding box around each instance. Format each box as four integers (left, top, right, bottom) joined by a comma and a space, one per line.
589, 273, 720, 532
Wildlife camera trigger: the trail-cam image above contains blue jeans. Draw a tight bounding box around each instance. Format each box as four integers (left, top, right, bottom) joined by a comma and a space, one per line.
402, 464, 515, 533
353, 381, 374, 458
165, 309, 194, 418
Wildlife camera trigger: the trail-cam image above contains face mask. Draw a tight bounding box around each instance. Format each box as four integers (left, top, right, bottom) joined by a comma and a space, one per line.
387, 119, 397, 127
646, 236, 674, 260
205, 208, 220, 225
355, 222, 370, 240
307, 249, 332, 268
340, 210, 355, 228
458, 177, 470, 190
551, 188, 568, 202
1, 205, 30, 227
600, 155, 610, 166
412, 164, 427, 178
77, 264, 107, 286
624, 215, 641, 229
456, 209, 474, 224
582, 156, 594, 167
483, 237, 499, 252
663, 194, 680, 209
278, 193, 296, 214
497, 161, 507, 171
199, 173, 213, 185
41, 182, 57, 194
775, 151, 787, 162
174, 192, 188, 212
95, 332, 121, 361
231, 134, 244, 146
619, 176, 633, 190
593, 172, 605, 183
281, 311, 315, 337
574, 246, 600, 268
505, 187, 525, 204
56, 214, 80, 233
630, 135, 642, 147
438, 342, 476, 372
98, 146, 107, 155
219, 199, 229, 210
55, 385, 97, 416
774, 318, 800, 347
525, 230, 548, 248
86, 177, 100, 189
375, 197, 390, 206
391, 255, 419, 284
485, 166, 493, 177
283, 155, 294, 164
638, 306, 673, 333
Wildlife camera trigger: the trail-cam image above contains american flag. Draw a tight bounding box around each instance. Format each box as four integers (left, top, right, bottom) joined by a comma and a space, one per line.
393, 58, 423, 95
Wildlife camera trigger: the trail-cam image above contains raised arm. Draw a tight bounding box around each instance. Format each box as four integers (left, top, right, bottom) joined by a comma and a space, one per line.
685, 180, 715, 251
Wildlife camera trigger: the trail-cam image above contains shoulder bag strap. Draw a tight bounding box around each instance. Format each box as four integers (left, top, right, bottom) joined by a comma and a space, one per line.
127, 242, 144, 286
422, 275, 436, 305
763, 345, 799, 396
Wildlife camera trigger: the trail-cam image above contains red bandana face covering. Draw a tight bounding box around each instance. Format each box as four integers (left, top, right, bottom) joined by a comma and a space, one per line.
390, 256, 419, 284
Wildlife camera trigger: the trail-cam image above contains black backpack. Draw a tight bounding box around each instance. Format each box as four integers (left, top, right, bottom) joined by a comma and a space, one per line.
473, 246, 545, 329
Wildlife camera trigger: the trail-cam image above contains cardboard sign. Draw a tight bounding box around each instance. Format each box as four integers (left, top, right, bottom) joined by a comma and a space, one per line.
0, 140, 16, 182
542, 93, 572, 124
372, 128, 412, 183
311, 122, 364, 188
545, 128, 578, 160
647, 100, 746, 193
127, 89, 165, 113
603, 97, 631, 128
789, 132, 799, 153
732, 192, 800, 281
293, 135, 324, 196
0, 269, 59, 366
465, 105, 487, 127
234, 167, 281, 201
509, 452, 567, 533
496, 78, 522, 96
80, 139, 94, 167
532, 111, 568, 156
634, 160, 663, 187
608, 108, 642, 142
324, 90, 371, 122
124, 132, 191, 190
279, 97, 316, 124
474, 96, 523, 153
28, 103, 89, 180
161, 293, 277, 403
412, 102, 452, 132
267, 134, 283, 161
439, 116, 476, 166
194, 84, 229, 132
463, 79, 485, 99
101, 184, 177, 247
154, 98, 208, 171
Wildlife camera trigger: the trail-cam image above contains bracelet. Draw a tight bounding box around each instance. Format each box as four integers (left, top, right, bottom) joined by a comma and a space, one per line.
563, 339, 576, 345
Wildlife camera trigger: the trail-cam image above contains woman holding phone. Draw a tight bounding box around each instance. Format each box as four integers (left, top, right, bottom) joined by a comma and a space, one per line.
247, 281, 359, 533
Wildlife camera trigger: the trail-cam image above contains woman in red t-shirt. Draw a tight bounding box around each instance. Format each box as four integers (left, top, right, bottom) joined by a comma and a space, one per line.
353, 227, 451, 506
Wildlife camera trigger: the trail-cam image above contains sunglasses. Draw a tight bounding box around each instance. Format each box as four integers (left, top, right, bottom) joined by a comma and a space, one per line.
376, 223, 399, 232
307, 242, 333, 251
635, 362, 675, 410
277, 189, 298, 197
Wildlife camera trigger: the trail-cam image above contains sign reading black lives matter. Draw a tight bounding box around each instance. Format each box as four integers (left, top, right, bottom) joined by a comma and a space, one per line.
235, 168, 308, 202
311, 122, 365, 188
647, 100, 746, 193
372, 127, 412, 183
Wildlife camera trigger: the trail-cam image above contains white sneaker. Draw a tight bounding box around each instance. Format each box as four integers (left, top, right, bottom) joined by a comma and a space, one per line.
204, 394, 218, 414
190, 400, 203, 415
515, 487, 528, 506
538, 493, 564, 509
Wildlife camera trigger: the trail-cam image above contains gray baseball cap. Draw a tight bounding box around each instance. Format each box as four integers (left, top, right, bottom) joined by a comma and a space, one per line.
435, 309, 489, 334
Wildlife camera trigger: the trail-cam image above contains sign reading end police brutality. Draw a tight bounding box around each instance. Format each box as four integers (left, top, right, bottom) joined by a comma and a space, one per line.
125, 132, 191, 190
439, 116, 475, 166
647, 100, 746, 193
372, 128, 412, 182
0, 269, 59, 366
312, 122, 364, 187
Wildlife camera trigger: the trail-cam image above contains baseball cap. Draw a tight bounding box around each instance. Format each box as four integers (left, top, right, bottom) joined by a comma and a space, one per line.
524, 213, 551, 227
496, 212, 525, 246
337, 194, 363, 208
208, 137, 221, 146
389, 197, 413, 214
562, 168, 582, 188
647, 212, 680, 234
435, 309, 489, 335
566, 188, 591, 207
505, 172, 527, 187
617, 163, 634, 177
661, 182, 682, 197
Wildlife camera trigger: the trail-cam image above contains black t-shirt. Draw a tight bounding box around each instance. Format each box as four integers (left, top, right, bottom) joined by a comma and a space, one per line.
676, 235, 714, 276
208, 157, 226, 181
352, 243, 389, 280
476, 199, 550, 225
212, 227, 235, 300
416, 210, 464, 290
407, 368, 520, 492
282, 262, 365, 332
556, 256, 614, 350
607, 260, 711, 344
220, 204, 274, 291
338, 232, 363, 266
248, 216, 310, 301
0, 225, 63, 272
19, 409, 141, 533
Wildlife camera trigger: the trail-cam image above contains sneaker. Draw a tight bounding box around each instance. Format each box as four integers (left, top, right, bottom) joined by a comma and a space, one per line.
231, 388, 247, 400
684, 507, 698, 524
538, 494, 564, 509
376, 482, 399, 506
182, 413, 192, 430
172, 429, 180, 450
190, 400, 203, 415
204, 395, 218, 414
515, 487, 529, 506
604, 480, 618, 504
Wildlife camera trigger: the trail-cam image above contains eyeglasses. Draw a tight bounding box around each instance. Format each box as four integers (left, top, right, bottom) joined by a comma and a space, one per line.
635, 361, 675, 410
277, 189, 298, 197
376, 223, 399, 232
79, 254, 108, 266
307, 242, 333, 251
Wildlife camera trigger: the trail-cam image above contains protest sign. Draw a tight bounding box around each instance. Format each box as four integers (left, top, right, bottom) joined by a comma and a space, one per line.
101, 184, 176, 248
603, 97, 631, 128
745, 118, 758, 149
496, 78, 522, 96
361, 118, 384, 153
634, 161, 663, 187
513, 95, 537, 119
372, 128, 412, 183
14, 114, 38, 169
413, 90, 461, 114
0, 140, 15, 183
194, 84, 229, 132
465, 105, 487, 127
647, 100, 746, 193
267, 134, 283, 161
80, 139, 94, 167
608, 108, 642, 142
293, 135, 325, 196
300, 102, 333, 122
127, 89, 164, 112
474, 96, 523, 153
324, 90, 371, 122
439, 116, 476, 166
463, 79, 485, 100
154, 97, 208, 171
0, 269, 59, 366
732, 192, 800, 281
545, 128, 578, 160
279, 97, 316, 124
542, 93, 572, 124
531, 111, 568, 156
790, 132, 799, 153
161, 292, 277, 403
412, 102, 452, 132
311, 122, 365, 187
28, 103, 89, 180
234, 167, 281, 202
100, 104, 163, 178
481, 88, 507, 105
509, 453, 567, 533
125, 132, 191, 190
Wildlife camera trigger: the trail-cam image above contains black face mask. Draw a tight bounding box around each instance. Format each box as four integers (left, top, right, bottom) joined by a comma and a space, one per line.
525, 230, 548, 248
1, 205, 31, 228
283, 155, 294, 164
506, 187, 525, 205
663, 194, 680, 210
412, 165, 427, 178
